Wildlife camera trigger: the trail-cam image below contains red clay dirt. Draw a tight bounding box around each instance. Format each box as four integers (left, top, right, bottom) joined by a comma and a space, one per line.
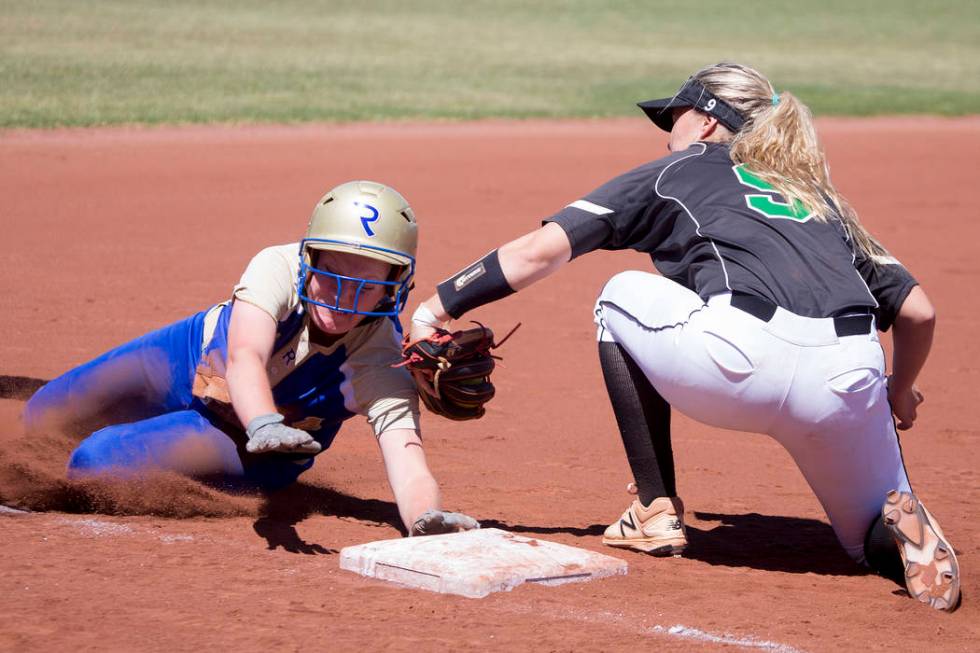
1, 118, 978, 651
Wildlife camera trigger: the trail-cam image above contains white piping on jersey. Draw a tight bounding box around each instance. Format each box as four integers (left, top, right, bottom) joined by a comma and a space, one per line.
566, 199, 614, 215
653, 143, 732, 290
834, 215, 880, 308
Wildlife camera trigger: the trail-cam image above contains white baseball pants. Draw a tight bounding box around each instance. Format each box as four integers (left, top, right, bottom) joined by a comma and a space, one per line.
594, 270, 911, 560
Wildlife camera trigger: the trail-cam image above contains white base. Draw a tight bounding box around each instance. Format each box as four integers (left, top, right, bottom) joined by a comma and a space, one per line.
339, 527, 627, 598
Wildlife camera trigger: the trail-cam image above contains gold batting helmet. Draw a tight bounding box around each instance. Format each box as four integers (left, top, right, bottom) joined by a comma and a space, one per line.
298, 180, 418, 316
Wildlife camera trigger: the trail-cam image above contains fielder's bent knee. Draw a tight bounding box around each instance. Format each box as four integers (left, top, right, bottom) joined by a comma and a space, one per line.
595, 271, 694, 342
597, 271, 659, 302
594, 271, 660, 342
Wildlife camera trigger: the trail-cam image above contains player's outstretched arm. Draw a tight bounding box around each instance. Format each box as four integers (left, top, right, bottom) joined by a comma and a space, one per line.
227, 300, 321, 453
888, 285, 936, 430
378, 427, 440, 527
227, 300, 279, 424
409, 222, 572, 340
377, 427, 479, 535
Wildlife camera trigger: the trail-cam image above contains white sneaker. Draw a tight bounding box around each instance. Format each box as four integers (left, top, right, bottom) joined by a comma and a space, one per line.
602, 496, 687, 556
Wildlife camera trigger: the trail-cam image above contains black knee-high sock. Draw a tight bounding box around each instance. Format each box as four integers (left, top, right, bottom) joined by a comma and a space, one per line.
864, 514, 905, 585
598, 341, 675, 505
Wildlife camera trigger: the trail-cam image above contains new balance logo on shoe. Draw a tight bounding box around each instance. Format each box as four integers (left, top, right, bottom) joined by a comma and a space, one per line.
619, 512, 637, 534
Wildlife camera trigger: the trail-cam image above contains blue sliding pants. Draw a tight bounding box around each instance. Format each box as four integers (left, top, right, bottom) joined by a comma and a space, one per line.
24, 310, 314, 491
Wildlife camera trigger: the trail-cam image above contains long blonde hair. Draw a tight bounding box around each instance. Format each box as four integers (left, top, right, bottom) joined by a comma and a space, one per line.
693, 62, 889, 260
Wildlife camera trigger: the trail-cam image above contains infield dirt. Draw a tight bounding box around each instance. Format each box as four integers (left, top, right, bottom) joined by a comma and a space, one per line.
1, 118, 978, 651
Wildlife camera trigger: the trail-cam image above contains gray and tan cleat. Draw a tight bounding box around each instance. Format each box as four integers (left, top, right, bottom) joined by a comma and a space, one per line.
882, 490, 961, 612
602, 496, 687, 556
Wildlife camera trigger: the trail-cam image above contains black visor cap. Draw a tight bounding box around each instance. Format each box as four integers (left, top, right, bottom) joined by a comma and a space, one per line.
637, 78, 746, 133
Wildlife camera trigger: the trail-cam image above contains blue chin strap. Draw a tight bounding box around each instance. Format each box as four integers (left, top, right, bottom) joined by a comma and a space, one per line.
297, 239, 415, 318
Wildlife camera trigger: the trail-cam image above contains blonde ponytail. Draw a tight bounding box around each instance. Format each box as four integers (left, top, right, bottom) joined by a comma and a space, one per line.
693, 63, 890, 261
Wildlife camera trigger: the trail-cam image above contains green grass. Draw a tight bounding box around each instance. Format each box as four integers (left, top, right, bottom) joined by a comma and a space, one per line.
1, 0, 978, 127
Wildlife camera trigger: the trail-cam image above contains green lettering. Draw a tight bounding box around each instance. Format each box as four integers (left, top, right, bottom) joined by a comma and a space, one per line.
732, 164, 812, 222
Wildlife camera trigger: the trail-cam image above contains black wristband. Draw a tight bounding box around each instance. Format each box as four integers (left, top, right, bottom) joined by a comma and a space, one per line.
436, 249, 516, 319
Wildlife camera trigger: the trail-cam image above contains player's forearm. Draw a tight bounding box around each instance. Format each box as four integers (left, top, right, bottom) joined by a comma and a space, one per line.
889, 285, 935, 391
226, 349, 278, 426
419, 223, 572, 323
497, 222, 572, 291
392, 472, 441, 531
378, 428, 442, 529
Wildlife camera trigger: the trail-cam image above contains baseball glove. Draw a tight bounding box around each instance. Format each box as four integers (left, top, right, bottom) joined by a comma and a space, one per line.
398, 322, 518, 421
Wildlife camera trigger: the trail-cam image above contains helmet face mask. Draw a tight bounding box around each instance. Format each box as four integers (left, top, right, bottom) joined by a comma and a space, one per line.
297, 181, 418, 318
298, 240, 414, 317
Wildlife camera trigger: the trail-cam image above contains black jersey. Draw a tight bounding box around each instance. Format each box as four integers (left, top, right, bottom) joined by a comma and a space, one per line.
545, 142, 916, 330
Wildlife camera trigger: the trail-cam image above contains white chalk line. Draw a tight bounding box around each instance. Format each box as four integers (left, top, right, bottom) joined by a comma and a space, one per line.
0, 504, 31, 515
500, 603, 804, 652
651, 624, 804, 653
56, 517, 135, 536
48, 515, 195, 543
4, 507, 198, 543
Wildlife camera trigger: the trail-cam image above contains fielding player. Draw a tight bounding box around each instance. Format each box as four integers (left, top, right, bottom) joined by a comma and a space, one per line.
409, 63, 960, 610
24, 181, 479, 537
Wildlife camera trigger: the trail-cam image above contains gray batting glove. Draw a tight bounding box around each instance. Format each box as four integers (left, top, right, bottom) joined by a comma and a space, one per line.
245, 413, 322, 455
410, 510, 481, 536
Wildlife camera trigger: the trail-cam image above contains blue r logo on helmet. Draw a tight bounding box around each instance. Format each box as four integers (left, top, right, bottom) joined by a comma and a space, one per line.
355, 202, 380, 237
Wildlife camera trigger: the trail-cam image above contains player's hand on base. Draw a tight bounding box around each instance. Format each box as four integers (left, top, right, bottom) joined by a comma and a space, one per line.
410, 510, 480, 536
888, 381, 923, 430
245, 413, 322, 454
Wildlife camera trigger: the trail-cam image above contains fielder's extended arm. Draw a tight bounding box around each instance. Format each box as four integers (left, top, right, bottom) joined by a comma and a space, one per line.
412, 222, 572, 332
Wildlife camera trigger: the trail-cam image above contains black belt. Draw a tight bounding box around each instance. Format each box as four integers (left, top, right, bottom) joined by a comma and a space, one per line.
729, 291, 873, 337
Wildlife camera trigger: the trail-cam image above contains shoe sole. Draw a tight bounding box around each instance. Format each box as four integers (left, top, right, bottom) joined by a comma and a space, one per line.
601, 536, 686, 557
882, 490, 960, 612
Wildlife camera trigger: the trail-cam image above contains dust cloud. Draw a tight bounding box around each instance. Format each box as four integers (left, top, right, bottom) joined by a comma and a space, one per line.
0, 399, 259, 518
